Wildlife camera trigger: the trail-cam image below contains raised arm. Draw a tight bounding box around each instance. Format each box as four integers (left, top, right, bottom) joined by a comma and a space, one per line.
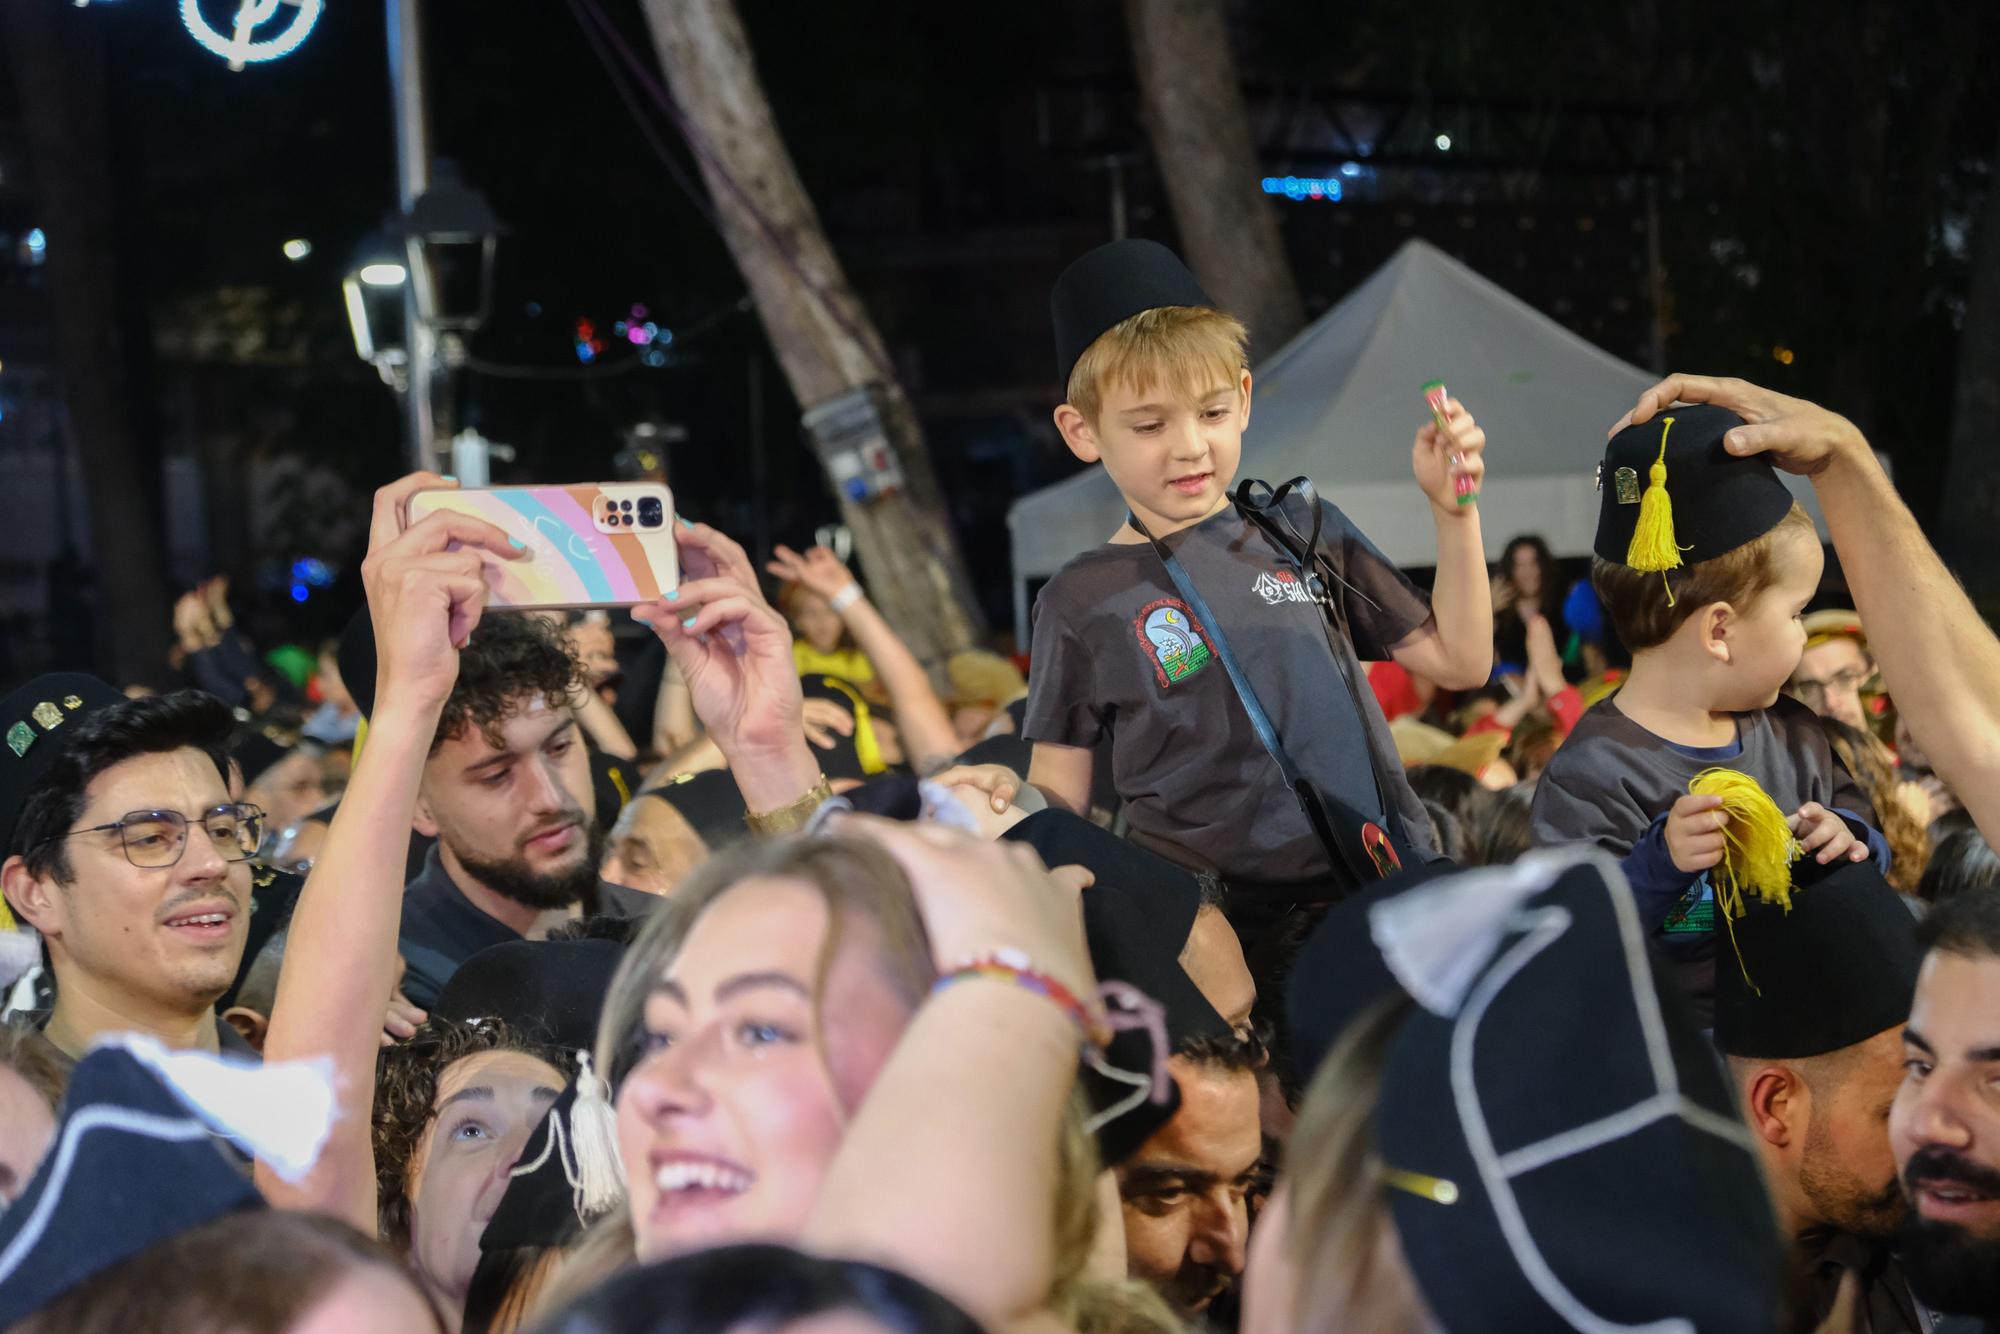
256, 474, 519, 1225
1619, 374, 2000, 839
768, 544, 963, 774
805, 818, 1096, 1330
1392, 396, 1493, 690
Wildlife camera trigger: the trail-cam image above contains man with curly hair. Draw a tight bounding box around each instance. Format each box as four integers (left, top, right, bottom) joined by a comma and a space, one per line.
375, 612, 653, 1009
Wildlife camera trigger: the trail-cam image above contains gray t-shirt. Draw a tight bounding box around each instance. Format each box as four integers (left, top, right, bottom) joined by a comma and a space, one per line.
1024, 498, 1434, 886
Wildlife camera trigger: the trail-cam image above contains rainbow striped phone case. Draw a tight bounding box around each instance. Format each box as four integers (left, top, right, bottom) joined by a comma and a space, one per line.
407, 483, 679, 610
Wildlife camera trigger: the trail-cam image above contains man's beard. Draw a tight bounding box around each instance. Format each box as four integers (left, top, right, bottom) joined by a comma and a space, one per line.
1894, 1146, 2000, 1316
447, 813, 605, 913
1799, 1121, 1906, 1240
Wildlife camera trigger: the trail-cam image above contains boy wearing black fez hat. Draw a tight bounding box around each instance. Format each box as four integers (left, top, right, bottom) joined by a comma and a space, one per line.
0, 675, 266, 1067
1024, 239, 1494, 931
1531, 406, 1885, 1020
1714, 856, 1931, 1334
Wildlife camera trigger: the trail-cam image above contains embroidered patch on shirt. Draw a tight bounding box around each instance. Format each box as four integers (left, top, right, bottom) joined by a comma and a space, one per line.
1134, 598, 1215, 688
1661, 876, 1717, 935
1252, 568, 1314, 606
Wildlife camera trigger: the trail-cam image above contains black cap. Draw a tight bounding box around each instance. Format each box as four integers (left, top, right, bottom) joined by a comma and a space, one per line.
1004, 808, 1203, 948
1713, 856, 1922, 1059
640, 770, 748, 850
1051, 239, 1213, 388
1374, 856, 1783, 1332
1594, 405, 1796, 568
0, 672, 130, 857
434, 938, 626, 1053
481, 1081, 598, 1250
0, 1043, 264, 1325
590, 749, 636, 830
335, 606, 379, 720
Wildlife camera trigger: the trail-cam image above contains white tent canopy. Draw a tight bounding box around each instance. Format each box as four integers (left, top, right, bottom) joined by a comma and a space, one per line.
1006, 239, 1822, 643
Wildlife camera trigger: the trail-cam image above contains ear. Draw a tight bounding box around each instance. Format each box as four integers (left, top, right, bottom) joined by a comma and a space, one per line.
1743, 1065, 1800, 1149
411, 785, 441, 840
2, 854, 64, 941
221, 1006, 269, 1053
1699, 602, 1735, 665
1237, 368, 1255, 429
1053, 404, 1101, 464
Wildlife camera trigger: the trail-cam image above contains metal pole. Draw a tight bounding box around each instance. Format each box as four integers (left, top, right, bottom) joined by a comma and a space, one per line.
387, 0, 435, 472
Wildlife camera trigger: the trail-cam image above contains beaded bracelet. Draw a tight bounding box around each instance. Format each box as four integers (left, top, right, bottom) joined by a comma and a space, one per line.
933, 949, 1110, 1048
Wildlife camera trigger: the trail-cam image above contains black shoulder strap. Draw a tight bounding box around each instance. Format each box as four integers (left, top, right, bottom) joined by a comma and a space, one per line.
1127, 504, 1405, 886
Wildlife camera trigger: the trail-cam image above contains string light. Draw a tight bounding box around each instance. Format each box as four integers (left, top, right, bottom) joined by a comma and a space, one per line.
1260, 176, 1343, 203
180, 0, 322, 71
281, 238, 312, 261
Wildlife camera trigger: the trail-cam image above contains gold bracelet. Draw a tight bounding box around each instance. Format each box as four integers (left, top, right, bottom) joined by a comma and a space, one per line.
743, 774, 834, 836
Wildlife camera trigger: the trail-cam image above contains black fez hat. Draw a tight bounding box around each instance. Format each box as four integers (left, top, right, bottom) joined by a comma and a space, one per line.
219, 864, 306, 1011
590, 749, 636, 830
335, 605, 379, 719
1004, 808, 1202, 945
1371, 854, 1783, 1332
1594, 404, 1796, 570
641, 769, 748, 849
1050, 239, 1213, 388
1714, 855, 1922, 1059
480, 1080, 610, 1251
0, 1042, 265, 1325
0, 672, 131, 857
434, 938, 626, 1053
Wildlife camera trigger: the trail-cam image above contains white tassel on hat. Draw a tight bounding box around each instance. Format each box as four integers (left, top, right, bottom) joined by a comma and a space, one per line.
98, 1032, 336, 1184
567, 1050, 627, 1218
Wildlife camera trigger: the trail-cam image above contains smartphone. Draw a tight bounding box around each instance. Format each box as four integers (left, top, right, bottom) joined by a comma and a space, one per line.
407, 482, 679, 610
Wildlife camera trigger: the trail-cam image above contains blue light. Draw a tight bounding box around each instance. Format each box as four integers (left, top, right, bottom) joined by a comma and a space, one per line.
289, 583, 309, 603
1260, 176, 1342, 203
574, 342, 595, 364
1339, 162, 1362, 178
24, 228, 45, 254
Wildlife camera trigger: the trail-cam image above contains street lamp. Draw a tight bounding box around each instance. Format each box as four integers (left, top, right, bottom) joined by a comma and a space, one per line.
403, 162, 501, 333
342, 228, 409, 383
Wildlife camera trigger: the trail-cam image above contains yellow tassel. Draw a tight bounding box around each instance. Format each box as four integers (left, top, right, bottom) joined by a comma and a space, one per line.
1689, 768, 1801, 918
1626, 418, 1691, 604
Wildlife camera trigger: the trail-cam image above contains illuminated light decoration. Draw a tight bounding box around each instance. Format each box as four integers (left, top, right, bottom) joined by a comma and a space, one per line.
1434, 133, 1453, 151
630, 303, 648, 320
1772, 345, 1795, 366
289, 583, 309, 603
23, 227, 47, 266
359, 261, 407, 287
181, 0, 322, 71
573, 317, 605, 365
1339, 161, 1363, 177
290, 556, 334, 588
1260, 176, 1343, 203
281, 238, 312, 261
641, 347, 668, 368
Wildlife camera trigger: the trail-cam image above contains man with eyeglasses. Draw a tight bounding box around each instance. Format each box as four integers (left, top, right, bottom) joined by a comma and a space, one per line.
1790, 608, 1877, 733
0, 675, 262, 1066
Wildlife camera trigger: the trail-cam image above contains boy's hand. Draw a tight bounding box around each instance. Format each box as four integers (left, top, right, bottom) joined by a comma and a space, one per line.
1665, 793, 1729, 874
1412, 395, 1486, 517
1791, 802, 1869, 865
767, 543, 858, 604
928, 762, 1022, 814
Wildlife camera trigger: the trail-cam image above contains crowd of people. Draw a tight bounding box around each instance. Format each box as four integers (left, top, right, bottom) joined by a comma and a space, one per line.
1, 237, 1998, 1333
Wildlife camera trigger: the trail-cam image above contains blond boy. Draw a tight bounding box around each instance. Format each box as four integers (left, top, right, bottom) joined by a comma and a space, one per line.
1020, 240, 1492, 910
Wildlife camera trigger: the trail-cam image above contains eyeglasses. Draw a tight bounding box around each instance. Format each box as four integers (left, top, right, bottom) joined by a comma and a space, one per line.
1792, 666, 1873, 705
40, 803, 266, 869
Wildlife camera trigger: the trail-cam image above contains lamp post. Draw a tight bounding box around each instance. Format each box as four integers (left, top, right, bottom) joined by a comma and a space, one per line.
341, 229, 409, 387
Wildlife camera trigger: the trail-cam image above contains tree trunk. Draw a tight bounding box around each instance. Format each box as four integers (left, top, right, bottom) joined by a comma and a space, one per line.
637, 0, 984, 665
1125, 0, 1305, 361
2, 2, 172, 687
1937, 120, 2000, 613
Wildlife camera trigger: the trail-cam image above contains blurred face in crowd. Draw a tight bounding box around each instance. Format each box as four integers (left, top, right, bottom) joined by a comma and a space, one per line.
1792, 635, 1873, 732
246, 749, 328, 836
402, 1049, 563, 1305
568, 616, 621, 692
1713, 526, 1822, 713
417, 699, 599, 911
4, 749, 251, 1028
788, 590, 846, 656
617, 876, 914, 1261
1181, 904, 1256, 1040
1056, 370, 1252, 538
0, 1061, 54, 1207
1507, 543, 1543, 600
1892, 949, 2000, 1315
600, 793, 709, 897
1118, 1057, 1263, 1316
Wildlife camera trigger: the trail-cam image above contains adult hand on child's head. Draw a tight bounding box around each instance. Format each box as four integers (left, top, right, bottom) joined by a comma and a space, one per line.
1610, 374, 1869, 479
361, 472, 522, 717
633, 573, 805, 763
1790, 802, 1870, 865
766, 543, 858, 604
1665, 792, 1729, 875
837, 814, 1096, 1003
1412, 395, 1485, 516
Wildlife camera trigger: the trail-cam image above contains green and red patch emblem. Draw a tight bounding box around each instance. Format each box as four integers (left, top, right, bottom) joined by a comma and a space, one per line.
1134, 598, 1215, 688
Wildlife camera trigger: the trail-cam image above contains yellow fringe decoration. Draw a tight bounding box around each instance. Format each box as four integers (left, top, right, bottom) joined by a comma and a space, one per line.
1690, 767, 1803, 995
1626, 416, 1692, 604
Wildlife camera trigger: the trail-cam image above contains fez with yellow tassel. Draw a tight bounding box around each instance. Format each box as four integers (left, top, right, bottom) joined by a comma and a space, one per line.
1594, 404, 1796, 601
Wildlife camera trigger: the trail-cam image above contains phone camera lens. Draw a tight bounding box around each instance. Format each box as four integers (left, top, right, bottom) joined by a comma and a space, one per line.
637, 496, 664, 528
619, 500, 632, 512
